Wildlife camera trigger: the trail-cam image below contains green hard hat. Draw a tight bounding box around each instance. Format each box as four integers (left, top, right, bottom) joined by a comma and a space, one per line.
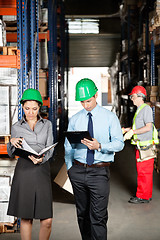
20, 88, 43, 105
75, 78, 98, 101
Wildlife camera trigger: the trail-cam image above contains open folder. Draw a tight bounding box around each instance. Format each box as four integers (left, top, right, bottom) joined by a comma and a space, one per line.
14, 139, 58, 159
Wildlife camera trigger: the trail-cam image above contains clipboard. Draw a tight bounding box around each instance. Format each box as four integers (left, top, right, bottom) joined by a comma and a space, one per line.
64, 131, 92, 144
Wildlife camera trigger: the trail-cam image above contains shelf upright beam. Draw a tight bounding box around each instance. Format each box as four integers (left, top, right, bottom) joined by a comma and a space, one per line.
151, 38, 155, 86
30, 0, 34, 88
65, 22, 69, 129
35, 0, 39, 89
48, 0, 58, 141
17, 0, 23, 120
151, 37, 155, 123
145, 10, 149, 54
17, 0, 30, 119
30, 0, 39, 89
59, 0, 65, 136
22, 0, 28, 91
127, 5, 131, 83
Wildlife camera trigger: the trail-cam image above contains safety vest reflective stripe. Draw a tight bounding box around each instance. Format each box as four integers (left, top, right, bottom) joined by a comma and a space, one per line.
131, 103, 159, 146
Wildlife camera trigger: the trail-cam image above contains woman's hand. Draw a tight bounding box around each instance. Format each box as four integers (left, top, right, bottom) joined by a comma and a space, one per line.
28, 155, 44, 165
81, 138, 99, 150
10, 137, 23, 148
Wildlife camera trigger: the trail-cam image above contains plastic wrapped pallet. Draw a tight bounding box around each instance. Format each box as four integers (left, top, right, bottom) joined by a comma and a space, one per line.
10, 86, 18, 125
0, 86, 10, 135
0, 19, 6, 47
0, 68, 17, 85
0, 176, 11, 202
0, 175, 14, 224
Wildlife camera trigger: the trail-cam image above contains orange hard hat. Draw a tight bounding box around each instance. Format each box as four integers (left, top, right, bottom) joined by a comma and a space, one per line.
129, 86, 147, 96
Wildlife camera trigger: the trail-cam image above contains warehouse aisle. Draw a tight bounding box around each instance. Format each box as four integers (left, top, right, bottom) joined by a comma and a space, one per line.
0, 141, 160, 240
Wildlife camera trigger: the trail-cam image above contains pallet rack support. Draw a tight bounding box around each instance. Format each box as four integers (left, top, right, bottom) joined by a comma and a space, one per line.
151, 38, 156, 123
127, 5, 131, 83
48, 0, 58, 141
59, 0, 66, 136
30, 0, 39, 89
151, 38, 155, 86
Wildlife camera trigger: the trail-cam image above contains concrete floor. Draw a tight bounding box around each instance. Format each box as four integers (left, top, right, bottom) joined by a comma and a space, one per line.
0, 141, 160, 240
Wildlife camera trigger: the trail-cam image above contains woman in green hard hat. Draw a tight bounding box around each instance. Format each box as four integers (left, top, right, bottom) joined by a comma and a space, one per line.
7, 88, 54, 240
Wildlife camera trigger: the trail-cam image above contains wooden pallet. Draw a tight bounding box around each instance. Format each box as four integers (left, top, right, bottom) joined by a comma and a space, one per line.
0, 46, 17, 55
0, 135, 10, 144
0, 222, 15, 233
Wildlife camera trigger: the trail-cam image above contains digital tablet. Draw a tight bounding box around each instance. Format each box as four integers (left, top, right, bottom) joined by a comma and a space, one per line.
64, 131, 92, 144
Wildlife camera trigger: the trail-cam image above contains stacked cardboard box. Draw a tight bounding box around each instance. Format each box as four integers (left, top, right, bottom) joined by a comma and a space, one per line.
39, 69, 47, 98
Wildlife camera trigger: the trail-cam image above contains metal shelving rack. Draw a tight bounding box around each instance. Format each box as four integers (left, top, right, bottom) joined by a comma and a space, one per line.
117, 0, 158, 127
17, 0, 39, 119
0, 0, 68, 142
0, 0, 18, 154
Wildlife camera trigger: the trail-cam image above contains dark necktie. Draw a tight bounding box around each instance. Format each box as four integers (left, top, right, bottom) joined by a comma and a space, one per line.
86, 112, 94, 165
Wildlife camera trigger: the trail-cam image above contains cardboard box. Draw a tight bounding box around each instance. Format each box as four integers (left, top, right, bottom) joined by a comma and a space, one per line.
54, 163, 73, 194
155, 106, 160, 129
39, 77, 47, 97
39, 70, 47, 97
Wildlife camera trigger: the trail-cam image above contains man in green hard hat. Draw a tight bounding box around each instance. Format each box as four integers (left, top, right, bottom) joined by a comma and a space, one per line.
65, 78, 124, 240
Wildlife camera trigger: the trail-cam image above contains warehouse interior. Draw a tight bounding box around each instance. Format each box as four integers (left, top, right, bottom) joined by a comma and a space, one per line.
0, 0, 160, 239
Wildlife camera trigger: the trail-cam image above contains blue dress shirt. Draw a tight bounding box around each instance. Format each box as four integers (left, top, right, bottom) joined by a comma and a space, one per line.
65, 104, 124, 170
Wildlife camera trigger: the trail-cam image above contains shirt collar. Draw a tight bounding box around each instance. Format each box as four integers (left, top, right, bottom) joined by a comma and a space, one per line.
20, 115, 44, 124
84, 103, 100, 117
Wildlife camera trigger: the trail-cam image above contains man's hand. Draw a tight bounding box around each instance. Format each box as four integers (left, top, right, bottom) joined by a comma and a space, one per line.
124, 129, 134, 141
81, 138, 99, 150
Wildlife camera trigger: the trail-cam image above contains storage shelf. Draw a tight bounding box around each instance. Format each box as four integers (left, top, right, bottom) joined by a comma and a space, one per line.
39, 31, 50, 41
0, 7, 16, 15
0, 144, 8, 155
6, 31, 50, 42
43, 98, 50, 108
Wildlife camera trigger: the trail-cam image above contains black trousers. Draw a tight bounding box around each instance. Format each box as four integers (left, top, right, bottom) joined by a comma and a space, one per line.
68, 164, 110, 240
